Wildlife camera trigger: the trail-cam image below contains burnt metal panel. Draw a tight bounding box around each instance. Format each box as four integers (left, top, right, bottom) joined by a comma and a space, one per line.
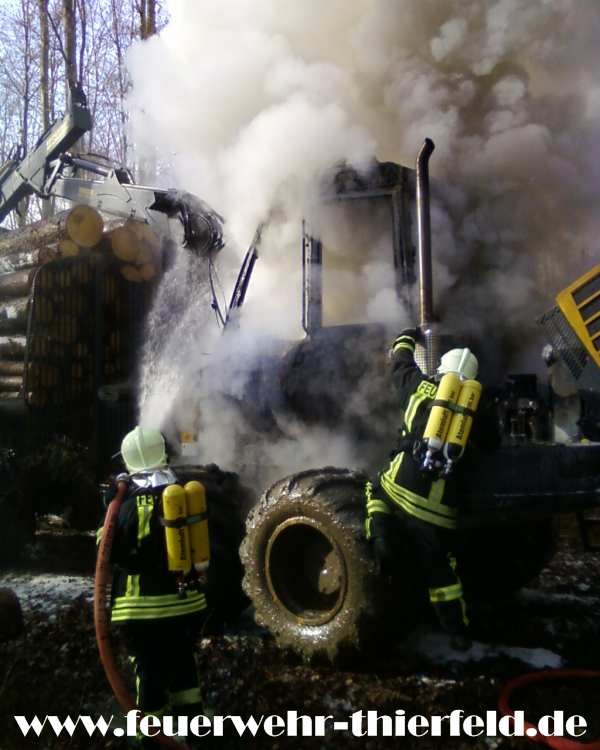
302, 222, 323, 335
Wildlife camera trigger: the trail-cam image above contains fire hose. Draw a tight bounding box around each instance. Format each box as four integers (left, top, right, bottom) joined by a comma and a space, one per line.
498, 669, 600, 749
93, 480, 190, 750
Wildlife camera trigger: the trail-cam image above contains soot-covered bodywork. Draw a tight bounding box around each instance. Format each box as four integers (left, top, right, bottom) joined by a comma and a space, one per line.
232, 139, 600, 660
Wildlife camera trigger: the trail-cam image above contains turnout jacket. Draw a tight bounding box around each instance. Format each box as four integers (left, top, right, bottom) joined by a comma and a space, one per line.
98, 469, 207, 623
376, 332, 460, 530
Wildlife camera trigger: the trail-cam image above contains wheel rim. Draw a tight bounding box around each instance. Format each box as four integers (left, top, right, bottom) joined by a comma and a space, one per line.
265, 516, 347, 625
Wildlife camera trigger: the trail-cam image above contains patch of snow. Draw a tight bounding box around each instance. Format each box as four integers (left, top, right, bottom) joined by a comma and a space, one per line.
404, 628, 563, 669
518, 589, 599, 609
0, 572, 93, 614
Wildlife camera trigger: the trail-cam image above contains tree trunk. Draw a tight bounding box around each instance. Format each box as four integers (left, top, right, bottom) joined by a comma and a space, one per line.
0, 248, 59, 275
63, 0, 77, 92
138, 0, 147, 39
39, 0, 51, 130
139, 1, 156, 40
39, 0, 52, 219
0, 270, 34, 298
147, 0, 156, 36
18, 0, 33, 228
0, 337, 26, 359
0, 361, 25, 377
0, 298, 30, 334
0, 375, 23, 392
0, 214, 65, 261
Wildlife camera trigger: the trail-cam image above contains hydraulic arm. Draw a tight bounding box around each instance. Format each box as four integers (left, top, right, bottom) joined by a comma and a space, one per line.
0, 87, 223, 255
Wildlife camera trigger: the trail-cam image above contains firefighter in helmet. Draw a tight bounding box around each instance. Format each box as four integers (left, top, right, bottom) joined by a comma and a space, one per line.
365, 329, 480, 646
97, 426, 208, 745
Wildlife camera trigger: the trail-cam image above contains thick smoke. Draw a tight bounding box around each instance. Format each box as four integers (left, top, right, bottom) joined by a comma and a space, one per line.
127, 0, 600, 474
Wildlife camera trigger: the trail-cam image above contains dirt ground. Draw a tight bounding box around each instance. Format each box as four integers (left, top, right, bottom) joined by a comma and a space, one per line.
0, 519, 599, 750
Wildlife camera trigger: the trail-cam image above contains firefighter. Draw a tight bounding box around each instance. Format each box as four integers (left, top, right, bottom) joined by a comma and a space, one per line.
97, 426, 207, 746
365, 328, 479, 647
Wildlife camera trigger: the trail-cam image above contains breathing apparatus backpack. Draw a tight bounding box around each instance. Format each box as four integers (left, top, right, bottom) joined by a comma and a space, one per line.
161, 481, 210, 594
417, 372, 482, 477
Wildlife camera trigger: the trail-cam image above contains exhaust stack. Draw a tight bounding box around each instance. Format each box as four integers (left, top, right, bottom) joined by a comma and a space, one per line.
415, 138, 440, 376
416, 138, 435, 327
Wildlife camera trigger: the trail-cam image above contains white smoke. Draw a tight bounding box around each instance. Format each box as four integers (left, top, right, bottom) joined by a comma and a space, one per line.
128, 0, 600, 471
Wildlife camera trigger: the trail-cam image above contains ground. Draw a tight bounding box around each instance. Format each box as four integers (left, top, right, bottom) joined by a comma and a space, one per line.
0, 519, 599, 749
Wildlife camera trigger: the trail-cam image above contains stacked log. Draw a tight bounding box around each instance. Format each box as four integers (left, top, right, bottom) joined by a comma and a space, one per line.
0, 205, 159, 413
0, 331, 26, 399
109, 218, 160, 282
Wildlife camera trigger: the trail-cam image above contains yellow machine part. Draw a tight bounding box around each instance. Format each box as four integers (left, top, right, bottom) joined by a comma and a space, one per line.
422, 372, 461, 451
444, 379, 482, 462
556, 263, 600, 370
162, 484, 191, 574
185, 481, 210, 572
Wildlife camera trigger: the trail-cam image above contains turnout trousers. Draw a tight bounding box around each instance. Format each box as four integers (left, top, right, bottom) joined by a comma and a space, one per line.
401, 512, 469, 635
119, 615, 204, 718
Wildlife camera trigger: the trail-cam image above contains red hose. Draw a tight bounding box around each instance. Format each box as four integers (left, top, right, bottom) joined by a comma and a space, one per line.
94, 480, 189, 750
498, 669, 600, 749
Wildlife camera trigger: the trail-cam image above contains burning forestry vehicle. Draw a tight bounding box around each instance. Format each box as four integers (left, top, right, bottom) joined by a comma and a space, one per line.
3, 86, 600, 666
176, 138, 600, 663
0, 87, 224, 559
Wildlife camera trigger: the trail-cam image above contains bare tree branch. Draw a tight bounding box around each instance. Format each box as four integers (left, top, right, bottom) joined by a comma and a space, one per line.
46, 6, 67, 66
75, 0, 85, 85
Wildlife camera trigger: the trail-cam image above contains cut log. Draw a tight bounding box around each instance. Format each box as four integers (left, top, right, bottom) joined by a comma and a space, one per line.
129, 219, 159, 264
111, 225, 138, 262
139, 262, 157, 282
0, 375, 22, 391
120, 265, 143, 283
65, 205, 104, 248
0, 336, 26, 359
0, 213, 65, 260
128, 219, 160, 250
0, 247, 59, 274
0, 269, 34, 298
58, 239, 80, 257
0, 361, 24, 376
0, 298, 29, 334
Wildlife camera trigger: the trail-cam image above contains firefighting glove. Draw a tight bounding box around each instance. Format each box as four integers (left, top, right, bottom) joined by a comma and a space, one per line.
401, 327, 420, 341
390, 327, 424, 358
368, 513, 395, 575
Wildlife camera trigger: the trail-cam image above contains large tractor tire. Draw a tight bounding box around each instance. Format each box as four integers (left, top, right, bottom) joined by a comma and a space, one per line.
174, 463, 255, 630
457, 519, 559, 598
240, 468, 417, 663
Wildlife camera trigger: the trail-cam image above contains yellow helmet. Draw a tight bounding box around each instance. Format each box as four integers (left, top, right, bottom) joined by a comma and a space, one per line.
437, 348, 478, 380
120, 426, 167, 474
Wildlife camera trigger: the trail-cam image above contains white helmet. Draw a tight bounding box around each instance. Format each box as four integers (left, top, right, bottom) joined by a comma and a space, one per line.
437, 348, 478, 380
120, 426, 167, 474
